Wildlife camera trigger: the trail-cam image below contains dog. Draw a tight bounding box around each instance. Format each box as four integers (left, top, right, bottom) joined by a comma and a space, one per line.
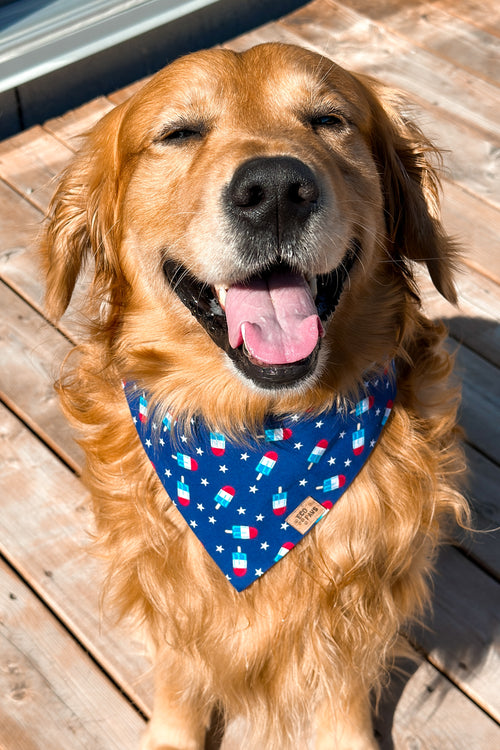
41, 43, 469, 750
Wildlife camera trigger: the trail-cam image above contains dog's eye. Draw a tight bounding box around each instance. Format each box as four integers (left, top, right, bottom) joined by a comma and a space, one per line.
157, 127, 203, 143
310, 113, 345, 129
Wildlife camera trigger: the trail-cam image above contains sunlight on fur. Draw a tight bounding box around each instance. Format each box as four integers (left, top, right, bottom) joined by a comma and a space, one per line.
41, 43, 469, 750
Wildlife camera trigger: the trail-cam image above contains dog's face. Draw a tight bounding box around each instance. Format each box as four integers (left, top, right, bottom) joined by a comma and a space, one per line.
118, 45, 385, 389
43, 43, 456, 406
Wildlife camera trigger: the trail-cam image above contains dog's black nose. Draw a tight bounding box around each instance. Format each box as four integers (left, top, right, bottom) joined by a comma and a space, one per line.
226, 156, 320, 230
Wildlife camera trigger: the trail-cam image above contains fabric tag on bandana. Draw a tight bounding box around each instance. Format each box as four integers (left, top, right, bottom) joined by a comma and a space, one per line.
286, 497, 327, 533
124, 367, 396, 591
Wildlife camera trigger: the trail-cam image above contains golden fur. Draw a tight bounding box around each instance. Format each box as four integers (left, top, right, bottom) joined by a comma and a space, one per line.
41, 44, 469, 749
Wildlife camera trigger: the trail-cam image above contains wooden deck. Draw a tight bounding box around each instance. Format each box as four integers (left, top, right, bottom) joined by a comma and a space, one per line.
0, 0, 499, 747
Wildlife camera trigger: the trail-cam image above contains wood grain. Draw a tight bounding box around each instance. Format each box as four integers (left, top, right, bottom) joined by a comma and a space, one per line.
0, 561, 146, 750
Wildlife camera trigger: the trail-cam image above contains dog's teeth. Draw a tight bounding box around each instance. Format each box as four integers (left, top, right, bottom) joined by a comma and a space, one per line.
309, 276, 318, 299
214, 284, 228, 310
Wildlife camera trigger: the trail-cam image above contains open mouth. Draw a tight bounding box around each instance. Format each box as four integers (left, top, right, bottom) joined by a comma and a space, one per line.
163, 242, 357, 388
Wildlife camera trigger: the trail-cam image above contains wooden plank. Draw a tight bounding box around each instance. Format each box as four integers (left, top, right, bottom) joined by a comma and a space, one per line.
0, 404, 153, 716
462, 444, 500, 578
0, 561, 146, 750
375, 655, 500, 750
436, 0, 500, 35
0, 178, 44, 308
0, 177, 84, 340
339, 0, 500, 84
0, 126, 74, 213
0, 281, 83, 471
441, 181, 500, 285
42, 97, 115, 152
419, 268, 500, 368
455, 344, 500, 465
412, 545, 500, 721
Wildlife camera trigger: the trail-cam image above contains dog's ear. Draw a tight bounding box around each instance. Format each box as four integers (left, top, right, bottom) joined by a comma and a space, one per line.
41, 104, 128, 321
355, 74, 458, 304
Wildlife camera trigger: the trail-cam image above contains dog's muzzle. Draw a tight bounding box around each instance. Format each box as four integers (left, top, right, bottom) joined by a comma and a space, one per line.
163, 156, 358, 389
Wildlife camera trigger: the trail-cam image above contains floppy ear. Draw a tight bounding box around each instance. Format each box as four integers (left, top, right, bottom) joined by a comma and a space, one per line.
41, 104, 128, 322
355, 74, 458, 304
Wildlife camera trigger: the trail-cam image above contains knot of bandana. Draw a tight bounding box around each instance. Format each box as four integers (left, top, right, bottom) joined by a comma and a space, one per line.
124, 369, 396, 591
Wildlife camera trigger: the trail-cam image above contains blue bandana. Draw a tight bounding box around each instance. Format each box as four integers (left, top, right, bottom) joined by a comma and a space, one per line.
124, 369, 396, 591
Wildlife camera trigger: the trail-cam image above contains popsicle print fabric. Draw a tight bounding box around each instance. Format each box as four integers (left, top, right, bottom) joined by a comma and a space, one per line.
124, 368, 396, 591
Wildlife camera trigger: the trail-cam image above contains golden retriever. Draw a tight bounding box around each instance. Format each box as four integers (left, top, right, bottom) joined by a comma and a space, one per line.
41, 43, 469, 749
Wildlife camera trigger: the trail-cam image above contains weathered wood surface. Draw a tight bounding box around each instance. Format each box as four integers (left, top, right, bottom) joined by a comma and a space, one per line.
0, 0, 498, 747
0, 560, 147, 749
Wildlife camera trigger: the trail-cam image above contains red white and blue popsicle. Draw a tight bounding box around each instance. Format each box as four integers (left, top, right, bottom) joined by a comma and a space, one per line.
172, 452, 199, 471
307, 438, 329, 469
354, 395, 375, 416
272, 486, 288, 516
210, 432, 226, 456
264, 427, 293, 442
382, 399, 394, 426
138, 395, 148, 423
316, 474, 346, 492
256, 450, 278, 480
352, 424, 365, 456
274, 541, 295, 562
162, 409, 176, 431
214, 485, 235, 509
232, 546, 247, 577
225, 525, 258, 539
176, 476, 190, 507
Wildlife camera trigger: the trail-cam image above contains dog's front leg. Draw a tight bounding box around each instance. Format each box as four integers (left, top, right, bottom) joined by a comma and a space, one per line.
141, 650, 213, 750
314, 690, 379, 750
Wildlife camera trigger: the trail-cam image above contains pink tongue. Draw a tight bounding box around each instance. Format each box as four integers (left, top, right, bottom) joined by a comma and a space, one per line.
225, 271, 324, 365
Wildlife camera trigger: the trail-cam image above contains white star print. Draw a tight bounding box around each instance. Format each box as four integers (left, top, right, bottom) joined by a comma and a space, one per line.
197, 503, 205, 511
375, 408, 381, 416
219, 465, 228, 473
237, 507, 246, 515
196, 447, 204, 455
132, 416, 137, 424
159, 438, 165, 446
328, 457, 336, 465
165, 469, 172, 477
216, 546, 224, 553
240, 452, 249, 461
255, 569, 264, 577
294, 442, 303, 450
249, 485, 258, 494
209, 516, 216, 524
370, 439, 376, 448
190, 520, 197, 528
200, 478, 209, 486
255, 514, 264, 522
315, 420, 324, 428
299, 479, 307, 486
145, 438, 152, 447
180, 435, 188, 443
260, 541, 269, 550
281, 522, 289, 530
339, 431, 346, 438
290, 414, 300, 422
344, 458, 352, 467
